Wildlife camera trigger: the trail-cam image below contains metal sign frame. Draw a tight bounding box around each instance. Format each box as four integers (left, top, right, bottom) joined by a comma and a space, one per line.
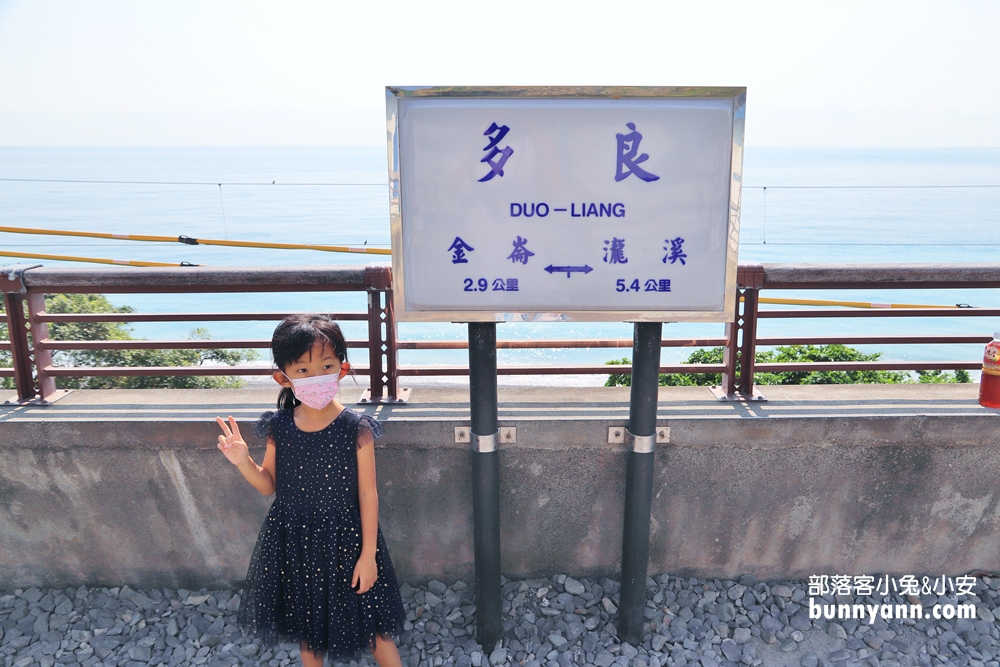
386, 86, 746, 323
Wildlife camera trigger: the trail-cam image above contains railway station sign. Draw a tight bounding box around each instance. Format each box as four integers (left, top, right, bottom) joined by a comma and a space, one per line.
386, 86, 746, 322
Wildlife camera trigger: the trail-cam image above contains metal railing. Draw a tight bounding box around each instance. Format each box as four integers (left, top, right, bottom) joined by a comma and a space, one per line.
2, 263, 997, 404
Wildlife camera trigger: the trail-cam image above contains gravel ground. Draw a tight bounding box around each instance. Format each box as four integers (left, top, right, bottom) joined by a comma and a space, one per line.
1, 574, 997, 667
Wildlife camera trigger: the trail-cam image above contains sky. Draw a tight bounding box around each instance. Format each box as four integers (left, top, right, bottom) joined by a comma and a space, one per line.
0, 0, 997, 147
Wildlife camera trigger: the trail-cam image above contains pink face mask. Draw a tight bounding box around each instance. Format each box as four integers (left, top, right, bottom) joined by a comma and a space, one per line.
283, 372, 340, 410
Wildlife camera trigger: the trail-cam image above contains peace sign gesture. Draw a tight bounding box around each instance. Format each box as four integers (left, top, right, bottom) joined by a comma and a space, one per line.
216, 416, 249, 467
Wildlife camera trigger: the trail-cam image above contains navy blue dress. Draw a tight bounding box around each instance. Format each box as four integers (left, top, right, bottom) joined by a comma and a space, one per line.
237, 407, 405, 660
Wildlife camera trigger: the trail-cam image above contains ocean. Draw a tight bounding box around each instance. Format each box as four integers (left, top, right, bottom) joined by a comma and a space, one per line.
1, 147, 997, 384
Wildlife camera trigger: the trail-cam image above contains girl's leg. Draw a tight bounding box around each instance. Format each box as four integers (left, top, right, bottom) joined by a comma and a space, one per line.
300, 641, 324, 667
372, 634, 402, 667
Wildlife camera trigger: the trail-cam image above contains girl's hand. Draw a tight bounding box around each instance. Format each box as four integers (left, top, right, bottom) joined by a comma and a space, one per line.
216, 416, 249, 466
351, 554, 378, 594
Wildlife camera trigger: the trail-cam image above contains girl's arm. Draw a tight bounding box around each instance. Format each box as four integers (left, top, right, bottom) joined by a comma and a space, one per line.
217, 416, 276, 496
352, 429, 380, 593
237, 439, 276, 496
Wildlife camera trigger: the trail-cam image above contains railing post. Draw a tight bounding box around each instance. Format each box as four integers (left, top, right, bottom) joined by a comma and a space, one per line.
27, 292, 57, 402
2, 264, 43, 403
4, 292, 35, 402
360, 266, 408, 404
721, 318, 739, 396
738, 287, 760, 395
713, 264, 765, 402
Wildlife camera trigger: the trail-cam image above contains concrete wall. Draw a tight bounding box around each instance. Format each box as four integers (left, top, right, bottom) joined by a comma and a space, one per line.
1, 387, 999, 590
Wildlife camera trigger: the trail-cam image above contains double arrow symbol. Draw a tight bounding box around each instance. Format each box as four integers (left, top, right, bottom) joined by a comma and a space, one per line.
544, 264, 593, 277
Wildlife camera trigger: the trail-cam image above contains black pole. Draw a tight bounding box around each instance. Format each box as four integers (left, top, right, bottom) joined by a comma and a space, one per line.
618, 321, 662, 645
468, 322, 502, 650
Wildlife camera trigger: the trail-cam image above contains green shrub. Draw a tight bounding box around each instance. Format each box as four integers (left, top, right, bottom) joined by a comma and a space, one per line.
605, 345, 968, 387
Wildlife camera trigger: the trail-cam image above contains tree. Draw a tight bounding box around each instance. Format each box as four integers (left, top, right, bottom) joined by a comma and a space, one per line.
0, 299, 12, 390
2, 293, 258, 390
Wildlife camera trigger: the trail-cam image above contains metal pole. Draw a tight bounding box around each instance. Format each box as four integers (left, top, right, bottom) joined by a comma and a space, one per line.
3, 292, 35, 401
738, 287, 760, 396
618, 321, 662, 645
468, 322, 502, 650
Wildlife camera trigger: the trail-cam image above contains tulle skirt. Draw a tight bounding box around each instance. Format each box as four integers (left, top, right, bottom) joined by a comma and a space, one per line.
237, 498, 405, 660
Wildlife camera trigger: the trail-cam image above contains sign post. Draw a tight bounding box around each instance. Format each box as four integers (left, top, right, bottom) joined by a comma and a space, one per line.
468, 322, 502, 649
386, 85, 745, 650
619, 321, 663, 644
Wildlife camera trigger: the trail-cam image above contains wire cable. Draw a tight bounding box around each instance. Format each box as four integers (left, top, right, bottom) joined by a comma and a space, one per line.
0, 178, 386, 186
0, 225, 392, 255
0, 250, 196, 267
2, 177, 999, 188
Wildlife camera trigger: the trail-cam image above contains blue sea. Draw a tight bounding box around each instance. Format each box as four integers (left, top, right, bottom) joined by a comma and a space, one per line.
1, 147, 997, 384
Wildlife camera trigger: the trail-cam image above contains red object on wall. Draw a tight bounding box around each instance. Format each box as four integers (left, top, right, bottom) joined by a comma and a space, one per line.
980, 332, 1000, 409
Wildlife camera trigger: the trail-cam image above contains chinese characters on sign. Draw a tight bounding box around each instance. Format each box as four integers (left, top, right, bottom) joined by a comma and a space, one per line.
479, 122, 513, 182
468, 123, 686, 294
603, 238, 628, 264
448, 237, 474, 264
615, 122, 660, 183
663, 237, 686, 265
507, 236, 535, 265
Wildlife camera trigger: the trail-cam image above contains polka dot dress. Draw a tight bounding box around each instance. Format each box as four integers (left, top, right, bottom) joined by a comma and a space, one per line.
237, 407, 405, 661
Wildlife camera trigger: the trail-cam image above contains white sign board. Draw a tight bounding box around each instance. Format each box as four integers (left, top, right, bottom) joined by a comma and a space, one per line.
386, 87, 745, 322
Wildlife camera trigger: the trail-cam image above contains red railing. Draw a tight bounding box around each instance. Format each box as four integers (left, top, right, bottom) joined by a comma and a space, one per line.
2, 263, 997, 404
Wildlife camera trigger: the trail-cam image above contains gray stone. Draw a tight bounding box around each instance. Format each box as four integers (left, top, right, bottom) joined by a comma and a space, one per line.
800, 653, 818, 667
732, 628, 751, 645
761, 615, 783, 633
827, 622, 847, 639
564, 578, 585, 596
594, 653, 614, 667
488, 646, 507, 666
428, 580, 448, 596
33, 611, 51, 635
621, 643, 638, 659
721, 639, 742, 661
127, 645, 151, 661
790, 615, 812, 632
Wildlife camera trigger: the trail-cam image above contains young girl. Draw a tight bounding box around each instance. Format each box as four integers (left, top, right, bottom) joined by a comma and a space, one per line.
216, 314, 405, 667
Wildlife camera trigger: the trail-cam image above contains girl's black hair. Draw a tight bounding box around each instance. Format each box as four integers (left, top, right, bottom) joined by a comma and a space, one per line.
271, 314, 349, 411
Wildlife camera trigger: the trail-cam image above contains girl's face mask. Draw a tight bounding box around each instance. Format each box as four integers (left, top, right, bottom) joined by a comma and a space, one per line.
283, 372, 340, 410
